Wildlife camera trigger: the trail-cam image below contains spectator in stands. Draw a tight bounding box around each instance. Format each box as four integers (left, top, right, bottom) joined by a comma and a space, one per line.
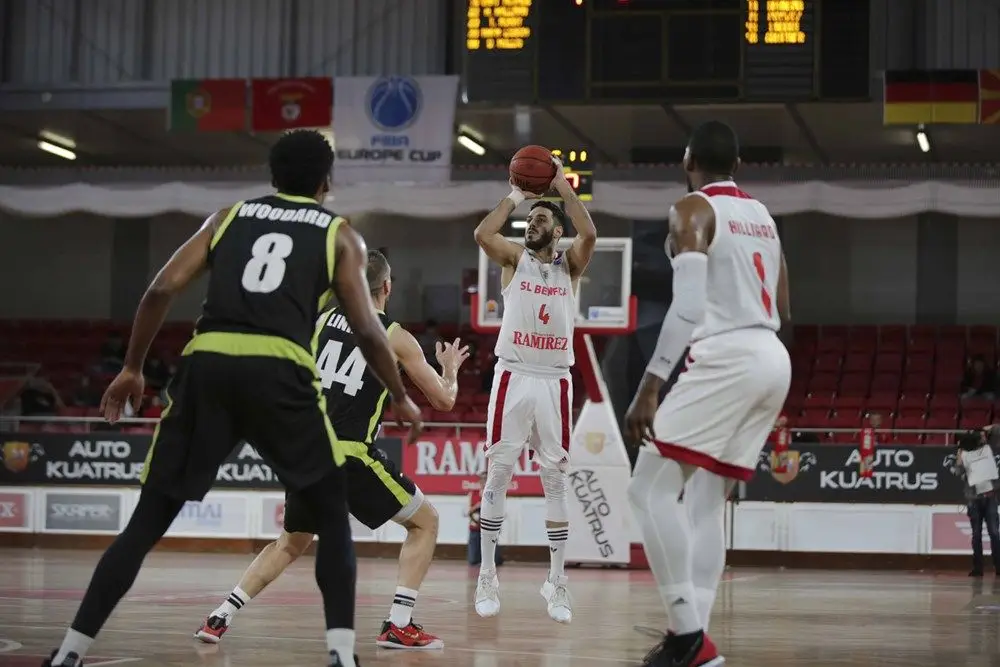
961, 355, 997, 401
144, 355, 171, 390
70, 374, 101, 408
18, 377, 63, 416
99, 332, 126, 372
419, 319, 440, 360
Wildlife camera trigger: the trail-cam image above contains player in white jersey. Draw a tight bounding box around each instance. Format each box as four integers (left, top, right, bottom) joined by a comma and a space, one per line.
472, 156, 597, 623
625, 121, 791, 667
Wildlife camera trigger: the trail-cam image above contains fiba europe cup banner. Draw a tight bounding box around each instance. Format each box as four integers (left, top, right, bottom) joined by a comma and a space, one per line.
332, 75, 459, 185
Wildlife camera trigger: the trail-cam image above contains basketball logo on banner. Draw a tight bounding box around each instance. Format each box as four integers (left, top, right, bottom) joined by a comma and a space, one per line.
367, 77, 423, 132
333, 75, 458, 185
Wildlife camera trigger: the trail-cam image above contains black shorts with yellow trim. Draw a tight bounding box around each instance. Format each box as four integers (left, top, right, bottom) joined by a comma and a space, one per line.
142, 332, 346, 501
284, 441, 420, 532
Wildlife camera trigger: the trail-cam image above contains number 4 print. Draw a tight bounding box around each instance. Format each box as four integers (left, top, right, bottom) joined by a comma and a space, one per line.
538, 303, 551, 325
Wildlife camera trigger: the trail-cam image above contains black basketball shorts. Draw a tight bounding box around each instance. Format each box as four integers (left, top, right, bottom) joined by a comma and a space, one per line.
142, 346, 345, 501
284, 442, 422, 532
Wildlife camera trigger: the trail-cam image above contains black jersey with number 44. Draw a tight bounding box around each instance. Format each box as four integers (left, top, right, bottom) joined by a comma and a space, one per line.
197, 193, 346, 355
316, 307, 397, 444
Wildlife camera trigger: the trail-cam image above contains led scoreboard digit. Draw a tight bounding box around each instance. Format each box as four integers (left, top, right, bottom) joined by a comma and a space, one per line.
545, 149, 594, 203
463, 0, 538, 103
743, 0, 816, 100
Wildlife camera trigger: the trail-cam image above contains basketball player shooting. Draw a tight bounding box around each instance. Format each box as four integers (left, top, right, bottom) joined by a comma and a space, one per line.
624, 121, 791, 667
472, 151, 597, 623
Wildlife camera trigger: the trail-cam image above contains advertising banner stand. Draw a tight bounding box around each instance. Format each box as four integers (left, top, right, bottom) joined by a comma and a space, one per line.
565, 337, 633, 566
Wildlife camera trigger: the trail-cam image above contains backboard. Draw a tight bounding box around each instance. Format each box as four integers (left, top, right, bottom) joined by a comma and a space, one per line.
472, 237, 634, 334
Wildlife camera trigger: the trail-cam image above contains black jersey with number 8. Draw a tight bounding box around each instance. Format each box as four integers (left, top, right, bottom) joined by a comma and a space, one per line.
197, 193, 345, 356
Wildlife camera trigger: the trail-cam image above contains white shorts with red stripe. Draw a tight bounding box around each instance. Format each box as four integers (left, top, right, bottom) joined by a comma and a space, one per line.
649, 327, 790, 481
485, 360, 573, 471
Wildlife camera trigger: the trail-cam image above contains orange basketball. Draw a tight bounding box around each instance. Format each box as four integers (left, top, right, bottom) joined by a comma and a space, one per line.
509, 145, 556, 195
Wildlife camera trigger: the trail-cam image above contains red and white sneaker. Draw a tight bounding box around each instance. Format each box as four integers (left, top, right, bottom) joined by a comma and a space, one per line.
376, 620, 444, 650
194, 615, 230, 644
674, 633, 724, 667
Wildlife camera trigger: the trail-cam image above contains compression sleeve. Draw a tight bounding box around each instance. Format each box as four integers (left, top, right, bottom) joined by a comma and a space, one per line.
645, 252, 708, 381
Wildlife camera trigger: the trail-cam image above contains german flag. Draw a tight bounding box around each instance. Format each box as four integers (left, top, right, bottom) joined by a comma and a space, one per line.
883, 70, 979, 125
979, 70, 1000, 124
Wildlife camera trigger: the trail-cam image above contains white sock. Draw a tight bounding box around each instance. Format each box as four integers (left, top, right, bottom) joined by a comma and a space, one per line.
53, 628, 93, 664
388, 586, 418, 627
547, 526, 568, 578
211, 586, 251, 620
627, 450, 702, 635
479, 515, 502, 573
686, 470, 729, 631
326, 628, 356, 667
478, 463, 512, 574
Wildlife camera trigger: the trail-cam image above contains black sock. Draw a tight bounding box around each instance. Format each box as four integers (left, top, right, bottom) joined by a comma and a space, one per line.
71, 488, 184, 637
671, 630, 704, 658
298, 469, 356, 631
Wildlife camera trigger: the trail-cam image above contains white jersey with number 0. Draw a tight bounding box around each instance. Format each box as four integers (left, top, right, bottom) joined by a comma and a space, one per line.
494, 249, 576, 377
690, 181, 782, 342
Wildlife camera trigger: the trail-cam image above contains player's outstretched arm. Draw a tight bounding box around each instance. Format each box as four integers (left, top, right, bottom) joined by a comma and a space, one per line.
624, 195, 712, 443
552, 157, 597, 279
391, 328, 470, 411
473, 183, 532, 267
101, 206, 230, 422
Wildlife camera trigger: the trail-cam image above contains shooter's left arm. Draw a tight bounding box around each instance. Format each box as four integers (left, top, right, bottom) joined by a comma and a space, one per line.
554, 169, 597, 280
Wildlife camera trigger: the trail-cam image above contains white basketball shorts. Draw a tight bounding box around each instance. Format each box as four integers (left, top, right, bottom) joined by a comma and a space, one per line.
485, 361, 573, 471
649, 327, 790, 481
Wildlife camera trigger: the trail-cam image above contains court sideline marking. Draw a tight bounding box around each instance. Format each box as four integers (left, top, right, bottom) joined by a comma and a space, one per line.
0, 624, 631, 664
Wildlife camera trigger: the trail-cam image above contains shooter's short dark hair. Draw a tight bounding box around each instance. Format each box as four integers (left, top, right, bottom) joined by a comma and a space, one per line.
687, 121, 740, 175
366, 249, 391, 295
529, 200, 569, 229
269, 130, 334, 197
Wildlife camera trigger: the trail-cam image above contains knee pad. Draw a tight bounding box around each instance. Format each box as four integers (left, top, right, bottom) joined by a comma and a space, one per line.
481, 462, 515, 518
540, 466, 569, 522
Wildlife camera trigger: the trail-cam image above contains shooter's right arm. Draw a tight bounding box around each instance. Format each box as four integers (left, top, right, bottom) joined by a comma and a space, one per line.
474, 195, 524, 267
332, 224, 409, 400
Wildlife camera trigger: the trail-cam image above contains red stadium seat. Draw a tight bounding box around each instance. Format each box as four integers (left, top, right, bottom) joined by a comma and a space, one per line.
833, 396, 866, 411
809, 373, 839, 392
817, 337, 846, 353
814, 353, 842, 372
843, 352, 873, 372
874, 353, 904, 371
906, 354, 934, 372
923, 432, 950, 445
829, 411, 861, 428
838, 373, 871, 396
910, 325, 936, 341
930, 395, 960, 411
895, 414, 926, 430
867, 393, 898, 411
799, 409, 830, 427
940, 325, 967, 341
908, 338, 935, 354
871, 373, 901, 393
926, 413, 958, 430
879, 325, 906, 343
831, 431, 858, 444
803, 393, 834, 409
794, 325, 819, 341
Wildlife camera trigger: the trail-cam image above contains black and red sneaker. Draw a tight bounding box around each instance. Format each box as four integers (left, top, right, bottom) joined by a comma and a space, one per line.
194, 615, 230, 644
41, 650, 82, 666
376, 620, 444, 650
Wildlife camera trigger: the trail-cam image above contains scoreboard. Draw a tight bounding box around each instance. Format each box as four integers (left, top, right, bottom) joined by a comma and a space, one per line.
460, 0, 869, 104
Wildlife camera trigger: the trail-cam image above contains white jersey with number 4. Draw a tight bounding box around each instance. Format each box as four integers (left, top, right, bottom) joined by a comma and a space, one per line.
494, 249, 576, 377
690, 181, 782, 342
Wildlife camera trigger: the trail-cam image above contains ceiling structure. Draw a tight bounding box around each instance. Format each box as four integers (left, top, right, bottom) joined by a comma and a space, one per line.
0, 102, 996, 170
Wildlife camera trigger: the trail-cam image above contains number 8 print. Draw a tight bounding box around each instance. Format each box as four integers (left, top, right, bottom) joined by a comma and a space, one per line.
242, 233, 294, 294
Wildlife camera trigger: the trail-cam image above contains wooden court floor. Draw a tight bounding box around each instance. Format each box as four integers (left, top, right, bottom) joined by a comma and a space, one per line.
0, 549, 998, 666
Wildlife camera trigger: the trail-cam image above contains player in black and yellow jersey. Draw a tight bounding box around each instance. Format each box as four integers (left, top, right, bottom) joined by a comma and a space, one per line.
42, 131, 421, 667
196, 249, 470, 650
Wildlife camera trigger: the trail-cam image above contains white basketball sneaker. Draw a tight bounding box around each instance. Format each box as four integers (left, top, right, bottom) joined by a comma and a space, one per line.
475, 570, 501, 617
540, 573, 572, 623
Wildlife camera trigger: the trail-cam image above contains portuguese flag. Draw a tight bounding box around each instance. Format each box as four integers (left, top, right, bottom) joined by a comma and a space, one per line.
883, 70, 979, 125
169, 79, 247, 131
